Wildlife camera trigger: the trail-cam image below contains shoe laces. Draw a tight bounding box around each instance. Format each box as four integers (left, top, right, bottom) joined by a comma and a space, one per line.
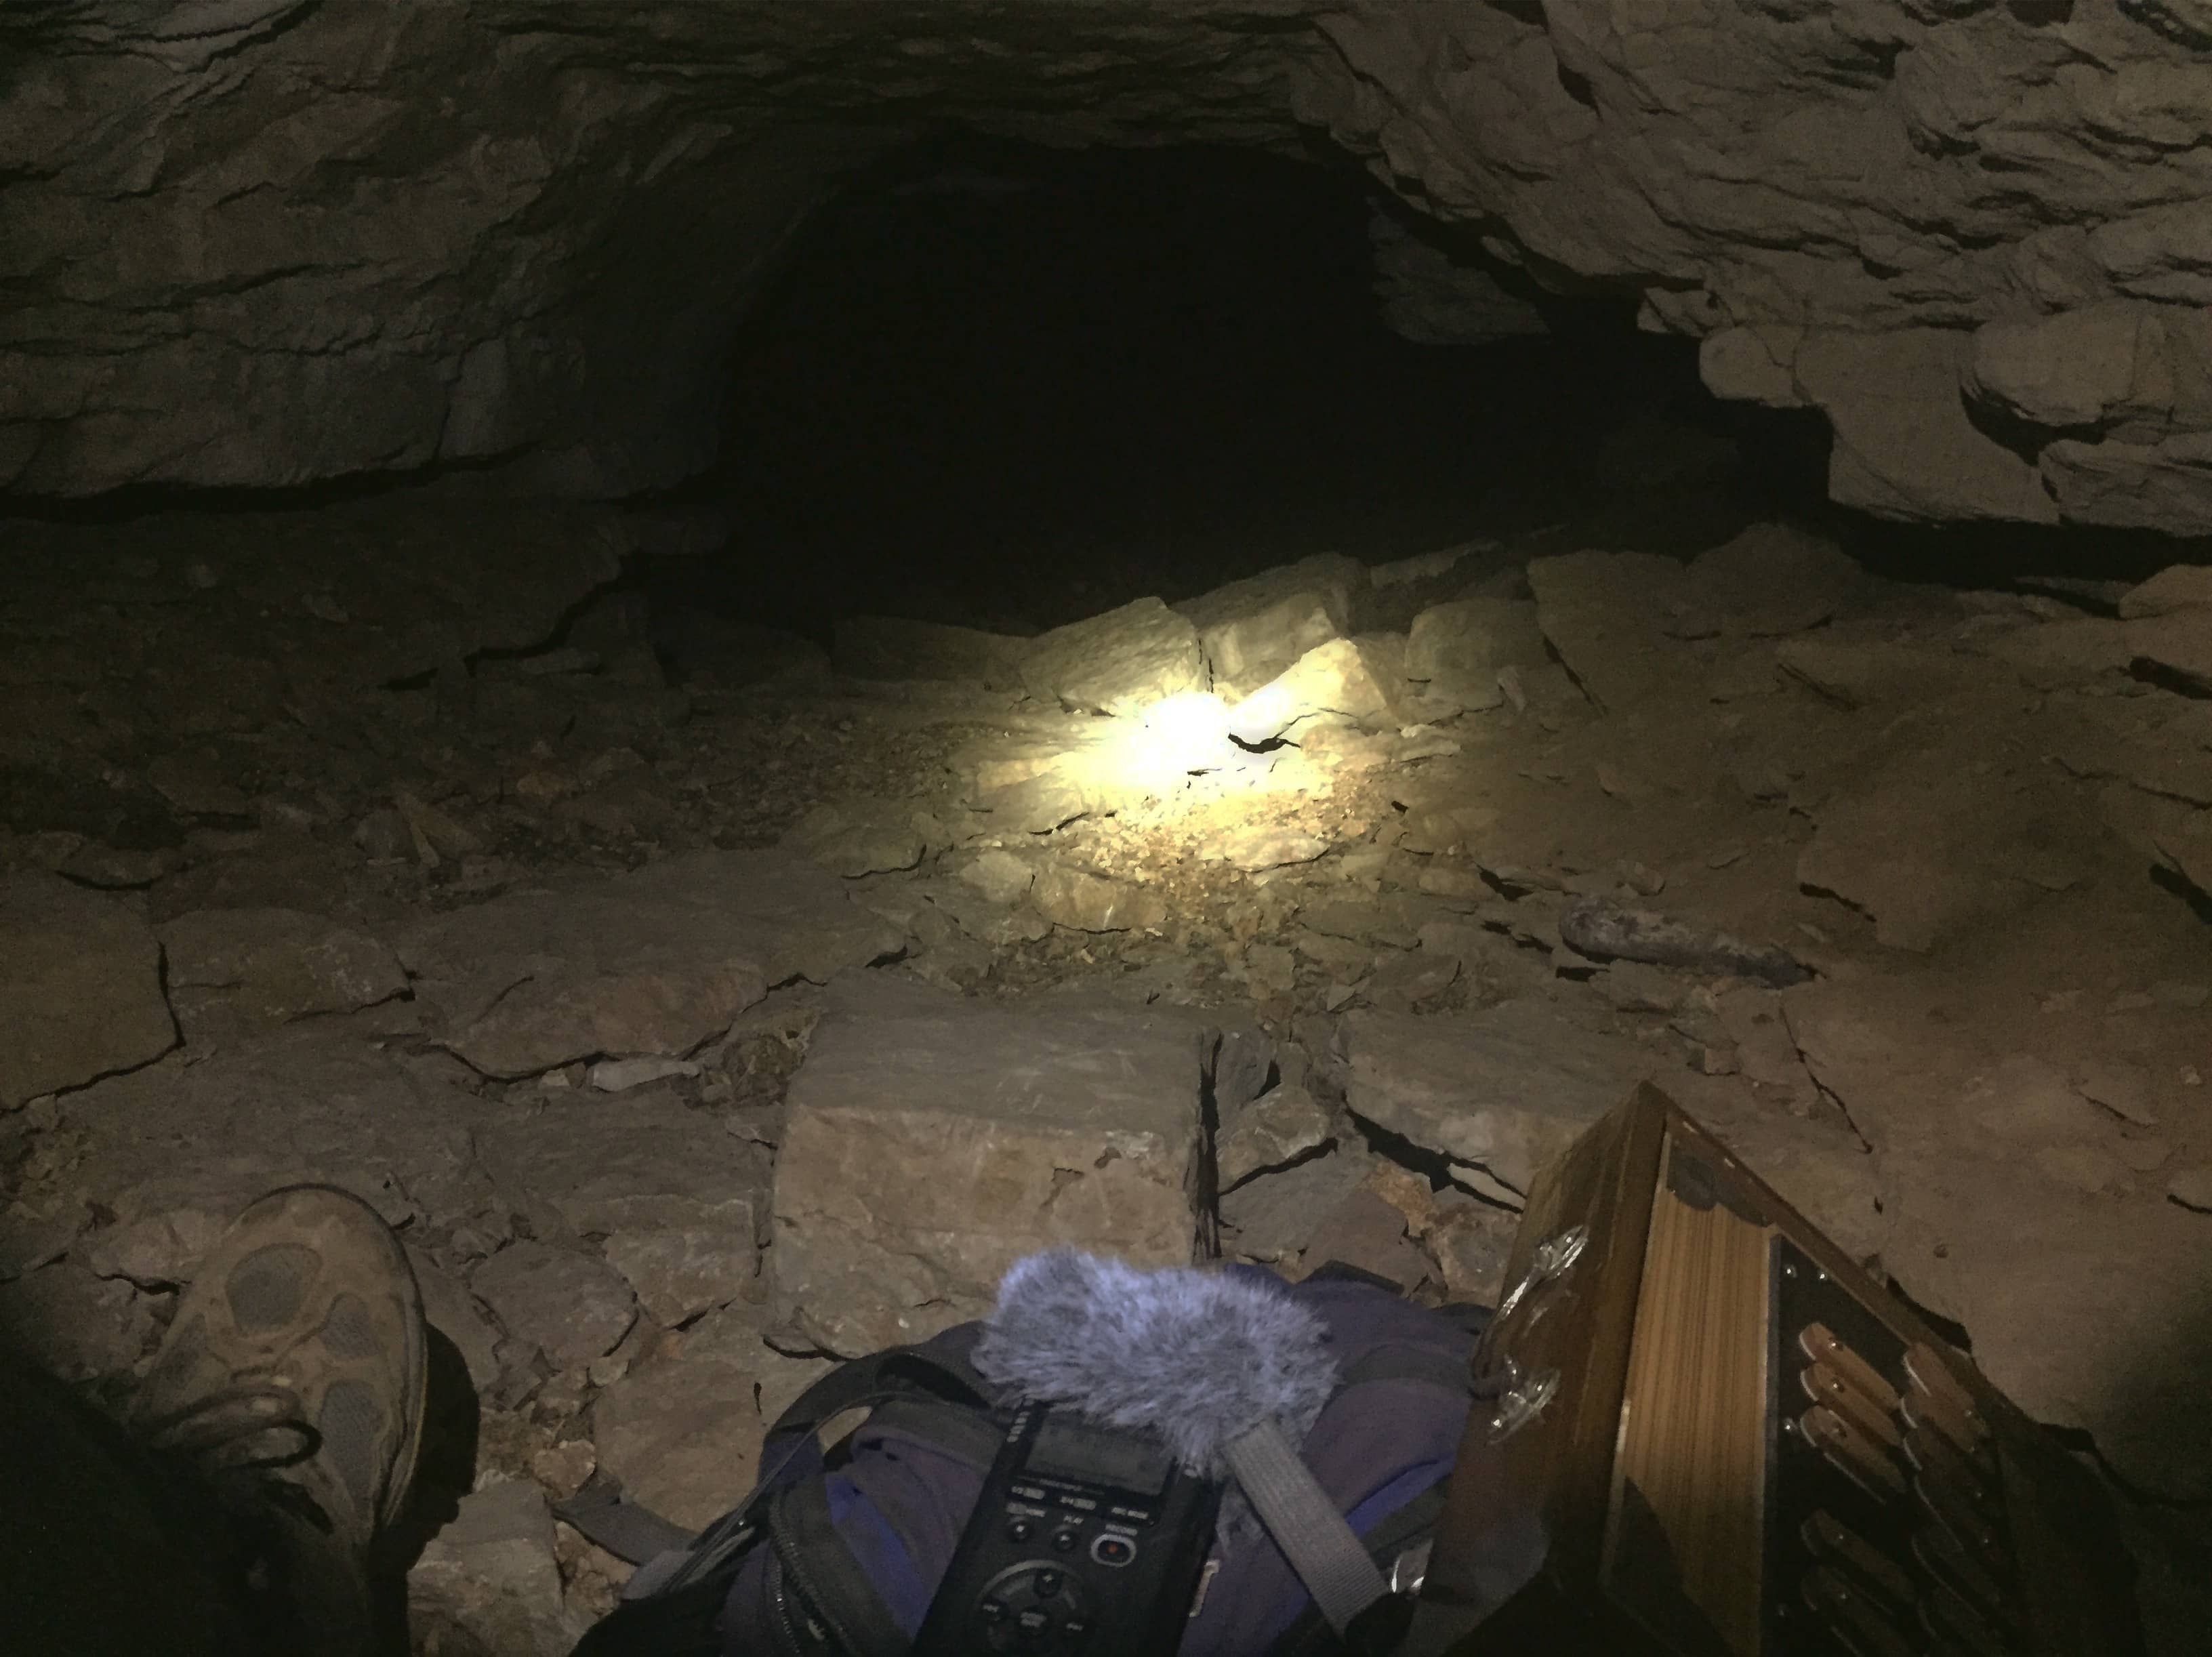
140, 1381, 337, 1535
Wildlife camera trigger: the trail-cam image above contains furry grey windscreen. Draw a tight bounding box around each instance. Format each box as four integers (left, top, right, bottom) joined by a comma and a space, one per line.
972, 1250, 1339, 1477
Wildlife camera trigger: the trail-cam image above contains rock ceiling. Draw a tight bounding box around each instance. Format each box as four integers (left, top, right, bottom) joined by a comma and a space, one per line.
9, 0, 2212, 533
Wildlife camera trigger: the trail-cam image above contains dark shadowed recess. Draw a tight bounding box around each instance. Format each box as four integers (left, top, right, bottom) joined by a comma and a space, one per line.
658, 134, 2212, 642
647, 136, 1833, 641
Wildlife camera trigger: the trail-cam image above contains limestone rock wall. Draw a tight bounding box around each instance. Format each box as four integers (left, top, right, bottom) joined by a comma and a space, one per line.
1305, 0, 2212, 532
0, 3, 916, 495
9, 0, 2212, 531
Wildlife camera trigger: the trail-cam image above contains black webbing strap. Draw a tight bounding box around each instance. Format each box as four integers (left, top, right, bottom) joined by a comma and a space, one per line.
766, 1473, 911, 1657
554, 1471, 699, 1566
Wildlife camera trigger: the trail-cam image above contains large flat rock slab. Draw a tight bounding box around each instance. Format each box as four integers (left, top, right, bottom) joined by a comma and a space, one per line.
58, 1028, 499, 1287
0, 872, 175, 1107
771, 979, 1208, 1355
1174, 554, 1364, 699
396, 851, 903, 1078
1340, 1000, 1656, 1194
1526, 551, 1689, 714
1019, 598, 1206, 716
1882, 1154, 2212, 1503
1404, 596, 1544, 710
1660, 1071, 1888, 1269
1794, 745, 2099, 955
473, 1086, 771, 1240
590, 1355, 764, 1531
159, 905, 408, 1042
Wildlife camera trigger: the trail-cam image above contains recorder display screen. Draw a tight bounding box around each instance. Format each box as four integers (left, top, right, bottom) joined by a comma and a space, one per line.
1026, 1417, 1174, 1496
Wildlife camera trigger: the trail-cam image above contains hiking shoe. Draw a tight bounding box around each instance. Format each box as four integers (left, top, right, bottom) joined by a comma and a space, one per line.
131, 1185, 427, 1656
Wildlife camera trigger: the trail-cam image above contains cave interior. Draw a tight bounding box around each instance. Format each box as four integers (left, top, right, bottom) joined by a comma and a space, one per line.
3, 9, 2211, 1654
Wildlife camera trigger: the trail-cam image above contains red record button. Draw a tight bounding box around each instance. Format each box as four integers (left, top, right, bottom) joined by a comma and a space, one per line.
1090, 1535, 1135, 1567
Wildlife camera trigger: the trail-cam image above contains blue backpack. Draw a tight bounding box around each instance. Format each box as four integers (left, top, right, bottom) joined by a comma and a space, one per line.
566, 1260, 1486, 1657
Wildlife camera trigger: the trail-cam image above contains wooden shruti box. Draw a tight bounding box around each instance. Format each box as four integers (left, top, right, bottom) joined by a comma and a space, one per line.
1408, 1085, 2141, 1657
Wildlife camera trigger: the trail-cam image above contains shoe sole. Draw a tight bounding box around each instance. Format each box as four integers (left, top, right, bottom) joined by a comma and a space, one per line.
247, 1183, 429, 1536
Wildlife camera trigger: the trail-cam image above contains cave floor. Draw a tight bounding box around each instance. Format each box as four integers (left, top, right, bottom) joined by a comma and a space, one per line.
2, 497, 2208, 1650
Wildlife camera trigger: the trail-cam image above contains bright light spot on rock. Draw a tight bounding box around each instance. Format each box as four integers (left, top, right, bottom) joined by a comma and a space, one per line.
1063, 690, 1283, 817
1136, 691, 1233, 771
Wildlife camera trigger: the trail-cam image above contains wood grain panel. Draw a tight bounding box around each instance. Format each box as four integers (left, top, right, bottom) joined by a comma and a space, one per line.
1603, 1136, 1774, 1655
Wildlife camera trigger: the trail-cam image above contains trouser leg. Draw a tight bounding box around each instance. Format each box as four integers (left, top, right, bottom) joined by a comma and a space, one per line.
0, 1353, 266, 1657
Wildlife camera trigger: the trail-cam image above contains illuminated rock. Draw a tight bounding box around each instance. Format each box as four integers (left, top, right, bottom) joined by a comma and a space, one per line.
1176, 555, 1365, 699
781, 796, 929, 878
2120, 564, 2212, 620
1340, 1001, 1650, 1195
1019, 598, 1207, 716
1030, 863, 1170, 932
1225, 637, 1404, 744
1200, 822, 1334, 874
1525, 551, 1688, 716
591, 1358, 764, 1532
1216, 1083, 1334, 1190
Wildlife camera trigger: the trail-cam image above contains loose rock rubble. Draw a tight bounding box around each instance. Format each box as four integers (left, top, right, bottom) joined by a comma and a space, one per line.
2, 498, 2209, 1650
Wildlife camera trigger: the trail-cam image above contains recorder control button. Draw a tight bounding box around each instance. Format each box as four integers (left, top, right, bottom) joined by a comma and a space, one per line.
1050, 1528, 1080, 1553
1090, 1534, 1135, 1568
1034, 1569, 1064, 1598
1005, 1518, 1035, 1543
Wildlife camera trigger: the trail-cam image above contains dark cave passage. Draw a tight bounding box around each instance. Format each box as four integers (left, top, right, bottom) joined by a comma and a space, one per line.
653, 141, 1832, 641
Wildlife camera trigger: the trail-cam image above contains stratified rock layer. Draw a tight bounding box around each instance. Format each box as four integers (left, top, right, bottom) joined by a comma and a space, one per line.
770, 977, 1208, 1356
0, 873, 173, 1107
16, 3, 2212, 531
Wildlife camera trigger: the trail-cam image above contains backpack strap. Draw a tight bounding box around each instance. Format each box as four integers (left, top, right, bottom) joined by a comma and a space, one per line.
1303, 1259, 1413, 1296
1265, 1483, 1453, 1657
1223, 1419, 1402, 1652
862, 1395, 1004, 1471
567, 1568, 735, 1657
764, 1473, 912, 1657
1250, 1317, 1477, 1655
766, 1333, 992, 1447
560, 1335, 998, 1575
555, 1472, 699, 1567
1336, 1345, 1472, 1395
